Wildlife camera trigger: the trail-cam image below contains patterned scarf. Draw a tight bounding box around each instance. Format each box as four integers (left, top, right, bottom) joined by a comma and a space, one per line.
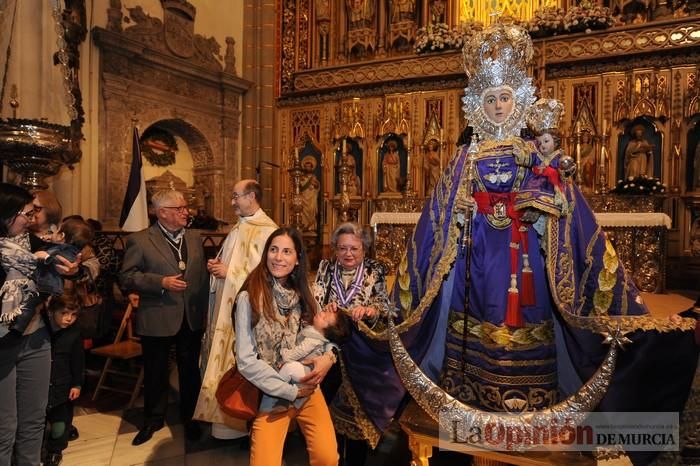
252, 279, 302, 367
0, 233, 39, 324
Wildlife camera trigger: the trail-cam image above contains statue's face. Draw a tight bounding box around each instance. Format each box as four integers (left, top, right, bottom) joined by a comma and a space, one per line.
536, 133, 555, 155
482, 87, 514, 124
634, 127, 644, 138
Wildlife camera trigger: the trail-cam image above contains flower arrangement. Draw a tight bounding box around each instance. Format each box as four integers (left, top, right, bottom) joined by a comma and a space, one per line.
414, 20, 482, 54
610, 175, 667, 195
525, 2, 616, 38
525, 6, 566, 38
562, 2, 616, 33
415, 3, 617, 53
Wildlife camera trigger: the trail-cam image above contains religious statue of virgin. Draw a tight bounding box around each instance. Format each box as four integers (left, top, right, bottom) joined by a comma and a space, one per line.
342, 22, 698, 463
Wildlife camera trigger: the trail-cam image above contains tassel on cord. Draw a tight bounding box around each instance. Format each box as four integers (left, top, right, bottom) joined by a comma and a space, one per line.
506, 273, 523, 328
505, 235, 524, 328
519, 225, 536, 307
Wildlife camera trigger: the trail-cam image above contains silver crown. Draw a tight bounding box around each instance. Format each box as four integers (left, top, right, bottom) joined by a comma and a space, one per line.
526, 99, 564, 134
461, 23, 536, 141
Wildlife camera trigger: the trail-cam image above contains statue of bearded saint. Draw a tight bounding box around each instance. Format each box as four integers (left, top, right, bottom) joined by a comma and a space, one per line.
346, 0, 374, 28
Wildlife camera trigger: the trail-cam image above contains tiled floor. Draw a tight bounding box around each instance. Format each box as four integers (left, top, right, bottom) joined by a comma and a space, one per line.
64, 404, 302, 466
64, 405, 248, 465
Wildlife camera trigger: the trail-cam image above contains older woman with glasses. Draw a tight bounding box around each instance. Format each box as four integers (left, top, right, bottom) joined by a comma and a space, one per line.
0, 183, 79, 466
312, 222, 391, 465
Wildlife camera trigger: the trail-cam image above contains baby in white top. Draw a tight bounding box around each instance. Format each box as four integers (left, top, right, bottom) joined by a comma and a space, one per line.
274, 309, 350, 411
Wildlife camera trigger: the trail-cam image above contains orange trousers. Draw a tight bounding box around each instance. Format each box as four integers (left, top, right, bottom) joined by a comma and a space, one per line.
250, 389, 339, 466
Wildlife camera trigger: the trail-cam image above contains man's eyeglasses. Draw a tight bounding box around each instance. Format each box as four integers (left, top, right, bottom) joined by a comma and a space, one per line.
161, 206, 189, 213
17, 209, 35, 220
231, 191, 250, 201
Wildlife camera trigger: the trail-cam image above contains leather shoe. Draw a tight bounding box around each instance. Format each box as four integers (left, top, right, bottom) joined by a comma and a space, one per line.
132, 422, 164, 446
68, 425, 79, 441
45, 452, 62, 466
185, 421, 202, 442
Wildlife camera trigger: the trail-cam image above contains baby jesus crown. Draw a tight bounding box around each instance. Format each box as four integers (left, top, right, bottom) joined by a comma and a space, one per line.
526, 98, 564, 134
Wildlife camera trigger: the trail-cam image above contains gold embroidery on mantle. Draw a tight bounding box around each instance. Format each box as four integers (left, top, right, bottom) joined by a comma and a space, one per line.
448, 316, 555, 350
445, 359, 558, 387
330, 358, 381, 449
444, 372, 558, 413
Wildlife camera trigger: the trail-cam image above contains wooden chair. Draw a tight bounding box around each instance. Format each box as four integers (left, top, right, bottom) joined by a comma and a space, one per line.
91, 303, 144, 408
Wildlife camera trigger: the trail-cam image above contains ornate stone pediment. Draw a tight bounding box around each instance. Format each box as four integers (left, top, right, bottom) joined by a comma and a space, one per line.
111, 0, 225, 73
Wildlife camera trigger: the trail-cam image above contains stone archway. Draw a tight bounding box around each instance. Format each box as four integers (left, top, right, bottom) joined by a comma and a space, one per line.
93, 2, 251, 227
141, 118, 217, 214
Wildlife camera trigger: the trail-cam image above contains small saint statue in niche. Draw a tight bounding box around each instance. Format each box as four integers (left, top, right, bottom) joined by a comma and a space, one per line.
578, 131, 596, 193
624, 124, 654, 179
300, 156, 320, 231
691, 216, 700, 256
382, 139, 401, 193
430, 0, 446, 23
346, 0, 374, 29
424, 139, 441, 193
339, 143, 362, 196
390, 0, 416, 22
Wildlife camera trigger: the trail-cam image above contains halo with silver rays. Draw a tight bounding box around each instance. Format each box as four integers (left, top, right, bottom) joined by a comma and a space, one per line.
461, 23, 537, 141
388, 315, 630, 451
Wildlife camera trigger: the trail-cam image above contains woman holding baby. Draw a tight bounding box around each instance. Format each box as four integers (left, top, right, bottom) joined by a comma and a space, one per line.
233, 226, 338, 466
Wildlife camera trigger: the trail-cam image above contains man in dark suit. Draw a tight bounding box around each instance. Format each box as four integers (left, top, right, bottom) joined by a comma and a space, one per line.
120, 189, 208, 445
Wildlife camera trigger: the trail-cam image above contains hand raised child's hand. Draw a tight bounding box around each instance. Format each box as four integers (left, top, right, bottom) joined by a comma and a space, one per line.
69, 387, 81, 401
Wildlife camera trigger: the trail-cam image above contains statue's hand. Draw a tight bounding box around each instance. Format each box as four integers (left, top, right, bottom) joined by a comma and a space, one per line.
454, 196, 476, 227
454, 196, 476, 214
